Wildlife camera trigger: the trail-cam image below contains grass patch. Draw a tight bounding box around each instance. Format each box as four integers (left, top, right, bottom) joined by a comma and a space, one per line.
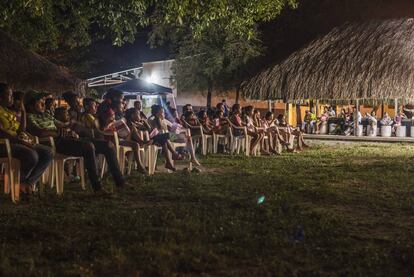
0, 143, 413, 275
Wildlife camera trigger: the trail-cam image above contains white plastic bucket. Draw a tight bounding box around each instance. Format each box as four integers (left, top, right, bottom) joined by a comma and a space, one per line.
380, 126, 392, 137
319, 122, 328, 134
396, 126, 407, 137
367, 125, 377, 137
357, 125, 363, 136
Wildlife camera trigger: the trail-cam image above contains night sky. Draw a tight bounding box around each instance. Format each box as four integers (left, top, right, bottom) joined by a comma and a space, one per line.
84, 0, 414, 79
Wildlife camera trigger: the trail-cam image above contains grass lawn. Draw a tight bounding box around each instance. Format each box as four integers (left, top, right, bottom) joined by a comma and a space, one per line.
1, 143, 414, 276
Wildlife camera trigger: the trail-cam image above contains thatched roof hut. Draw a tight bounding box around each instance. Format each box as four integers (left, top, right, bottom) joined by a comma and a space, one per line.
242, 18, 414, 102
0, 30, 80, 94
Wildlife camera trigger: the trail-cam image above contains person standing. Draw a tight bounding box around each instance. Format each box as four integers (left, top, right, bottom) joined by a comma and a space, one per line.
222, 99, 229, 117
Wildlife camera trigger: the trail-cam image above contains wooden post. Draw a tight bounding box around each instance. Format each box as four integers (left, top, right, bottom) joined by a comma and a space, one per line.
285, 102, 293, 126
296, 103, 302, 127
395, 98, 398, 116
315, 100, 319, 116
354, 99, 360, 137
268, 100, 272, 112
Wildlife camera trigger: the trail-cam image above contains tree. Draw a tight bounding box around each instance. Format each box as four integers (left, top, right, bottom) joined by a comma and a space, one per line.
0, 0, 149, 52
0, 0, 297, 52
171, 25, 263, 108
163, 0, 298, 108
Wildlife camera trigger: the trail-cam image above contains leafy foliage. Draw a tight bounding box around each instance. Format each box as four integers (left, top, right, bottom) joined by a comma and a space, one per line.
0, 0, 149, 51
151, 1, 297, 103
0, 0, 297, 52
171, 26, 263, 95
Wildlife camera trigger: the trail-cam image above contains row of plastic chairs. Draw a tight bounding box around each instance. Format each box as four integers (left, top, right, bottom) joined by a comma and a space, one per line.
1, 121, 293, 202
0, 137, 86, 203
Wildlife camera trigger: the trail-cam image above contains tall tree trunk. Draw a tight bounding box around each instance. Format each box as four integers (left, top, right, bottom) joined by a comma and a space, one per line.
235, 84, 241, 104
207, 82, 213, 108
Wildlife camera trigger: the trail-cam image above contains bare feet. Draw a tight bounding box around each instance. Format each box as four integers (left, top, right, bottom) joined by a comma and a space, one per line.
191, 159, 201, 166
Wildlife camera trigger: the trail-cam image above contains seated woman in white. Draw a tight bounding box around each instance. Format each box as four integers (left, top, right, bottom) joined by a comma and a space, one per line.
380, 112, 394, 126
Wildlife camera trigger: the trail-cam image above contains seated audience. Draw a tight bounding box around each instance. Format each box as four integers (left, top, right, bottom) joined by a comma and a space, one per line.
147, 104, 194, 171
198, 110, 214, 135
45, 97, 56, 117
11, 91, 25, 123
25, 91, 125, 193
394, 110, 407, 126
134, 100, 147, 120
97, 106, 148, 175
380, 112, 394, 126
303, 110, 317, 133
317, 106, 329, 132
80, 98, 98, 130
0, 85, 53, 195
365, 111, 378, 134
124, 108, 153, 146
231, 104, 265, 155
180, 104, 193, 123
62, 91, 82, 121
276, 114, 309, 151
262, 112, 287, 154
166, 108, 200, 166
328, 106, 336, 117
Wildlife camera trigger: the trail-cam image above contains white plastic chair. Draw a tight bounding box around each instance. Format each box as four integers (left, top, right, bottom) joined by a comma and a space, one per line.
148, 129, 193, 173
49, 137, 85, 195
226, 119, 250, 156
213, 132, 229, 154
181, 120, 213, 156
0, 139, 20, 203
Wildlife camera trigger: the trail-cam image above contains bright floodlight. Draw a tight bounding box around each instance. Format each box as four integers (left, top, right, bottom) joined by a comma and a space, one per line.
146, 73, 159, 83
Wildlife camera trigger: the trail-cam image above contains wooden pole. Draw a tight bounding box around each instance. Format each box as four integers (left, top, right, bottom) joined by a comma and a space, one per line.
315, 100, 319, 116
296, 103, 302, 127
354, 99, 360, 137
395, 98, 398, 116
286, 102, 294, 126
268, 100, 272, 112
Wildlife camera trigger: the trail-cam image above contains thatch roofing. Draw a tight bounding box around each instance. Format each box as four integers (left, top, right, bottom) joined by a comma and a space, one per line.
0, 30, 80, 94
242, 18, 414, 101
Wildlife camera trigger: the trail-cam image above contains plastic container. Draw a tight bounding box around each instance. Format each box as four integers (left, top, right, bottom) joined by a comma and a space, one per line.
380, 126, 392, 137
